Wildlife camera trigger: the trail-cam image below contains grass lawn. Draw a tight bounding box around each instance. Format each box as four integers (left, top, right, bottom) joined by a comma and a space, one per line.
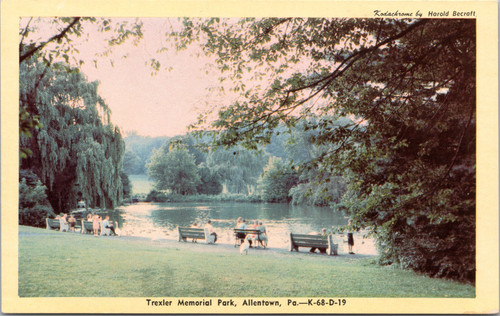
18, 226, 475, 297
128, 174, 154, 195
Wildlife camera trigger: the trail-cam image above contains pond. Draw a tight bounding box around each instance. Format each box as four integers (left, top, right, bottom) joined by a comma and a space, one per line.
107, 202, 378, 255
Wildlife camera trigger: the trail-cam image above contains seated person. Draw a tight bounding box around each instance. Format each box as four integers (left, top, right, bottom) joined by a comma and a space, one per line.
190, 222, 199, 242
309, 228, 328, 254
246, 220, 259, 247
235, 218, 247, 243
102, 216, 117, 235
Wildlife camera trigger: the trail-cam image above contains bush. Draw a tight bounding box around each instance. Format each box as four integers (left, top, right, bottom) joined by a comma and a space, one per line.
19, 205, 56, 228
376, 213, 475, 283
19, 173, 55, 227
145, 190, 169, 202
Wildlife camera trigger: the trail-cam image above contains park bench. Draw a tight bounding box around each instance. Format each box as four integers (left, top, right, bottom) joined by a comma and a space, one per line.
46, 218, 60, 230
46, 218, 70, 232
178, 227, 215, 244
233, 229, 266, 248
289, 233, 338, 256
81, 220, 94, 234
72, 219, 82, 232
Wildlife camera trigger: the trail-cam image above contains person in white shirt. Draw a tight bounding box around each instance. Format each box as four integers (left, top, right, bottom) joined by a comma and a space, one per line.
102, 216, 117, 236
204, 220, 217, 243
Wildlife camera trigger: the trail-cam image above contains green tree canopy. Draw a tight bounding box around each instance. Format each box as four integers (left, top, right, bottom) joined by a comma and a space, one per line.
259, 157, 299, 203
170, 18, 476, 282
146, 146, 201, 195
20, 57, 125, 212
206, 146, 267, 195
123, 132, 170, 174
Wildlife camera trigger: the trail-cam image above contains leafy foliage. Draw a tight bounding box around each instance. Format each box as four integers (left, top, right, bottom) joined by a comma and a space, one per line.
19, 170, 55, 227
20, 57, 125, 212
147, 146, 201, 195
197, 163, 223, 195
123, 132, 170, 174
259, 157, 299, 203
171, 18, 476, 282
121, 172, 132, 200
19, 18, 143, 159
290, 169, 346, 207
206, 146, 267, 195
145, 190, 169, 202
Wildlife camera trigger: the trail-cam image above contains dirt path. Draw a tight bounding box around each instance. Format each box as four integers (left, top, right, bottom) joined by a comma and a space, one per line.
20, 227, 375, 260
97, 233, 375, 260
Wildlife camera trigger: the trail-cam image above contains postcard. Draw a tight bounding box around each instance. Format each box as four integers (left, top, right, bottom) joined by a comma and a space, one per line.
2, 0, 498, 314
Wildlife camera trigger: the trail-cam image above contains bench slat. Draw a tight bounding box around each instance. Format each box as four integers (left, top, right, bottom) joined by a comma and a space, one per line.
233, 229, 261, 234
178, 227, 206, 241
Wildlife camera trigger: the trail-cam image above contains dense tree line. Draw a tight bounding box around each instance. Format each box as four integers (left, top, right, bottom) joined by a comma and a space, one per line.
123, 132, 170, 174
129, 125, 345, 205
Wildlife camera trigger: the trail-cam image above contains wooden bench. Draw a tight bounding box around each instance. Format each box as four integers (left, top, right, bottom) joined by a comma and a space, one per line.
178, 227, 215, 244
289, 233, 338, 255
46, 218, 70, 232
46, 218, 60, 230
81, 220, 95, 234
233, 229, 265, 248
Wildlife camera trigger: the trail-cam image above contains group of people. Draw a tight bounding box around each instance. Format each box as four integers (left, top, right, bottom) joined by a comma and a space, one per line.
56, 212, 117, 236
85, 213, 117, 236
235, 217, 268, 248
188, 218, 269, 247
55, 213, 77, 232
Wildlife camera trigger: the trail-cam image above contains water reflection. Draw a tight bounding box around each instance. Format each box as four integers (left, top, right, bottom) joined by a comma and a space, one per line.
110, 202, 378, 255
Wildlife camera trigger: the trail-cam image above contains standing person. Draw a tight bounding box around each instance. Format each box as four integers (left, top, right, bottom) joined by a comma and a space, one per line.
59, 214, 69, 232
205, 220, 217, 243
347, 220, 355, 254
255, 221, 268, 248
68, 215, 76, 232
92, 213, 101, 236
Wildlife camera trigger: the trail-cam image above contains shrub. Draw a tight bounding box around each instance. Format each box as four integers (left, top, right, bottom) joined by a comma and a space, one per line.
19, 174, 55, 227
145, 190, 169, 202
19, 205, 56, 228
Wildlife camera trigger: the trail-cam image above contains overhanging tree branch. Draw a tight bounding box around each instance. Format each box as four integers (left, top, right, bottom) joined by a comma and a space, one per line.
20, 17, 81, 64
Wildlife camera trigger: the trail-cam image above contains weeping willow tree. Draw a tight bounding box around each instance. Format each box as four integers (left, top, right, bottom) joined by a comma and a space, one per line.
20, 56, 124, 212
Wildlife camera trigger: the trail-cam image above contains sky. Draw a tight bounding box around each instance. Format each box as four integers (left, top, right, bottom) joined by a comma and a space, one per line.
28, 18, 224, 137
84, 19, 224, 137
